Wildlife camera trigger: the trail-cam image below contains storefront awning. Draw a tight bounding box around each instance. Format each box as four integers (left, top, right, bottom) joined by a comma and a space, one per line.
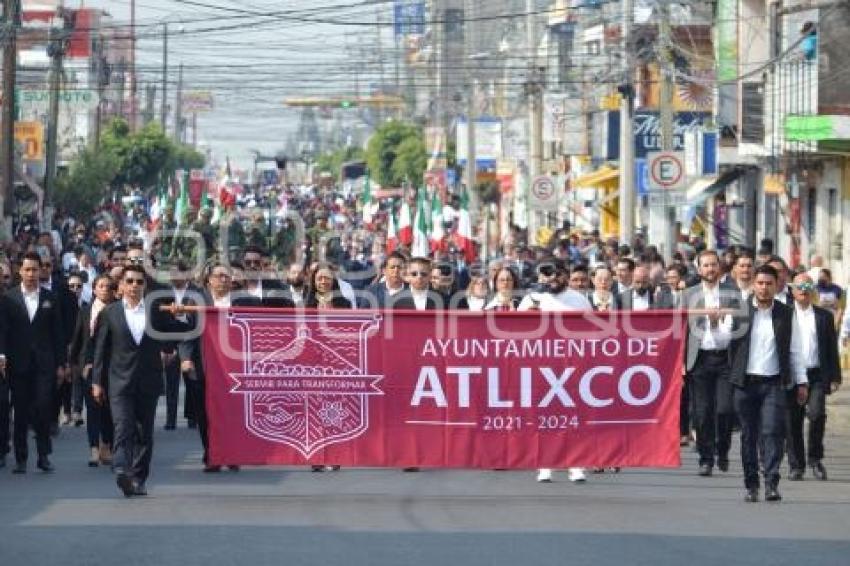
686, 168, 744, 207
573, 165, 619, 189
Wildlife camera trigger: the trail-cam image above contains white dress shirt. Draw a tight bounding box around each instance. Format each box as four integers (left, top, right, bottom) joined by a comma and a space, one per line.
410, 289, 429, 310
212, 294, 231, 308
699, 283, 732, 350
775, 288, 791, 305
519, 289, 592, 313
746, 304, 780, 376
790, 304, 818, 385
22, 285, 39, 322
123, 299, 147, 345
631, 291, 650, 311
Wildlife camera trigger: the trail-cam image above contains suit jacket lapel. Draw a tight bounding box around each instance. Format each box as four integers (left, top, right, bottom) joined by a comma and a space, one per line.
117, 304, 140, 349
9, 288, 28, 319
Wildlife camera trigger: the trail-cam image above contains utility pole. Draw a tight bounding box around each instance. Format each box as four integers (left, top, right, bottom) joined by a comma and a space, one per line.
129, 0, 137, 130
45, 6, 73, 209
192, 112, 197, 148
618, 0, 636, 245
143, 83, 156, 125
464, 0, 478, 258
174, 62, 184, 144
93, 35, 109, 148
160, 22, 168, 133
1, 0, 21, 219
655, 0, 677, 259
527, 0, 542, 179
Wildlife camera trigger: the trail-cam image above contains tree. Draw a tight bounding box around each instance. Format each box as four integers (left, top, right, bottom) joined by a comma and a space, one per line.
315, 145, 364, 176
391, 136, 427, 186
99, 119, 187, 190
366, 121, 423, 187
54, 147, 119, 215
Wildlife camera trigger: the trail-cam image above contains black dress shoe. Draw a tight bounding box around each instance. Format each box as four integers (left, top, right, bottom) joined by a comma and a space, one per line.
403, 467, 420, 472
36, 457, 54, 473
0, 455, 5, 469
227, 465, 240, 472
164, 424, 176, 431
788, 468, 804, 481
203, 465, 222, 473
116, 473, 134, 497
744, 488, 759, 503
698, 464, 713, 477
811, 461, 828, 481
132, 481, 148, 496
311, 465, 325, 472
765, 486, 782, 502
717, 459, 729, 472
12, 461, 26, 474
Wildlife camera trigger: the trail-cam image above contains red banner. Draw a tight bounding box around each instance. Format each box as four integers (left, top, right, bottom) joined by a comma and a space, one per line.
201, 310, 685, 469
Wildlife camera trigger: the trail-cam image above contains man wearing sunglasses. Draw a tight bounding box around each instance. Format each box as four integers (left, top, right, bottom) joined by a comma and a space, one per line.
242, 246, 294, 308
518, 259, 592, 483
92, 265, 187, 497
787, 273, 841, 481
390, 257, 440, 311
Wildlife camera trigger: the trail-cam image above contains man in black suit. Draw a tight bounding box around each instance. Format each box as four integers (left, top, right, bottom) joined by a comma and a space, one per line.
0, 252, 66, 473
242, 246, 294, 308
682, 250, 740, 476
786, 272, 842, 481
389, 257, 441, 311
92, 264, 183, 497
179, 262, 261, 472
162, 262, 204, 430
615, 264, 667, 310
363, 251, 408, 308
729, 264, 803, 503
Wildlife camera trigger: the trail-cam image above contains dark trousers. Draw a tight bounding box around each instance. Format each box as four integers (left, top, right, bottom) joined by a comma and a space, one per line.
786, 374, 828, 470
163, 357, 180, 427
679, 377, 690, 437
186, 377, 210, 464
70, 368, 85, 415
734, 377, 786, 489
110, 391, 158, 483
689, 350, 734, 466
0, 377, 10, 457
10, 371, 54, 462
84, 378, 113, 448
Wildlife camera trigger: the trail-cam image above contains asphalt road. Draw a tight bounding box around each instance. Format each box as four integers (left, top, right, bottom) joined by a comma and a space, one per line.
3, 391, 850, 566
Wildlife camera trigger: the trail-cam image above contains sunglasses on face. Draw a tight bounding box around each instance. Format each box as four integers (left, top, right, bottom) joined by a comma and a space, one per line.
124, 278, 145, 286
409, 271, 429, 277
68, 283, 82, 290
795, 282, 814, 292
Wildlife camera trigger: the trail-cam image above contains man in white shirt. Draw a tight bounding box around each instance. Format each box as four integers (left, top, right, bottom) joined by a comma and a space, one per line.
768, 256, 792, 304
732, 249, 755, 301
682, 250, 738, 476
787, 273, 841, 481
729, 264, 802, 503
519, 260, 592, 484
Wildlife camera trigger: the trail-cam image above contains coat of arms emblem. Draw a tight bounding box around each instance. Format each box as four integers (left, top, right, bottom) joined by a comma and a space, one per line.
227, 312, 383, 458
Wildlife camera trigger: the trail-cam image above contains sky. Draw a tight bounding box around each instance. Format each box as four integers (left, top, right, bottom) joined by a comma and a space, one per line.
78, 0, 394, 169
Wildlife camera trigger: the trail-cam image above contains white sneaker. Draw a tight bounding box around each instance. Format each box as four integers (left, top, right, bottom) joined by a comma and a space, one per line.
568, 467, 587, 482
536, 468, 553, 483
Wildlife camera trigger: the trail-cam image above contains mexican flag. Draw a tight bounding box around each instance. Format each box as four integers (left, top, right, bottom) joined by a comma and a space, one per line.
412, 188, 430, 258
386, 203, 399, 254
398, 194, 413, 246
174, 170, 190, 226
454, 188, 475, 262
430, 189, 444, 251
361, 173, 378, 225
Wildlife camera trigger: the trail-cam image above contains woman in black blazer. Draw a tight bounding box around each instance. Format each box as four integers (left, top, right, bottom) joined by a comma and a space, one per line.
303, 262, 349, 471
68, 274, 115, 467
304, 263, 353, 310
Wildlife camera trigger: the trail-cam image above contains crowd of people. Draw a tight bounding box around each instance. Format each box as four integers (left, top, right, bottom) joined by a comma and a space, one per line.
0, 187, 845, 504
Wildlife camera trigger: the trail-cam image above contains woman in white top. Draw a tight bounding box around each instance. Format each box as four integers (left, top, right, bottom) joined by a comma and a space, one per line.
460, 275, 489, 311
484, 267, 522, 311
